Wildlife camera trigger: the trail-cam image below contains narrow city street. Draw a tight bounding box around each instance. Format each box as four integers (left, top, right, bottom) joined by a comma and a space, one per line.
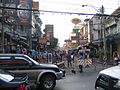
29, 61, 112, 90
0, 1, 119, 90
54, 63, 111, 90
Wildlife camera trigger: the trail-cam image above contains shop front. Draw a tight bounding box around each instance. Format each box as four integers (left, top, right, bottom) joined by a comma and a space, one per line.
106, 33, 120, 60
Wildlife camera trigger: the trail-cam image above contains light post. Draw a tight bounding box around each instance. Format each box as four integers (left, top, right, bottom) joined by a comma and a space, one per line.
82, 5, 104, 14
82, 4, 100, 13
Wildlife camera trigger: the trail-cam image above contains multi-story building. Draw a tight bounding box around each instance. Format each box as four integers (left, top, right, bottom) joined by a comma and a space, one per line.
0, 0, 19, 53
104, 7, 120, 60
79, 19, 90, 45
44, 24, 54, 41
64, 7, 120, 61
32, 1, 43, 50
0, 0, 43, 53
87, 14, 103, 53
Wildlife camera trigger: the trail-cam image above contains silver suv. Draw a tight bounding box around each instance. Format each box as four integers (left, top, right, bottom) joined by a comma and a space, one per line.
95, 65, 120, 90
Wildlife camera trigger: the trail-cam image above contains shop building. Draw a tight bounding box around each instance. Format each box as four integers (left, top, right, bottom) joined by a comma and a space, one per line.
104, 7, 120, 60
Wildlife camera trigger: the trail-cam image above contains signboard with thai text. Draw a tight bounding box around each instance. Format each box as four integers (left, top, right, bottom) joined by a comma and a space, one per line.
39, 38, 48, 44
16, 0, 32, 25
71, 18, 81, 25
32, 2, 39, 14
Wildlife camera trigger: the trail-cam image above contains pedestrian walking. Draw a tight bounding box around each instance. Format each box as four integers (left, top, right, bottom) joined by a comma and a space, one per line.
78, 53, 84, 73
113, 52, 120, 65
71, 51, 75, 63
52, 52, 58, 64
66, 52, 72, 68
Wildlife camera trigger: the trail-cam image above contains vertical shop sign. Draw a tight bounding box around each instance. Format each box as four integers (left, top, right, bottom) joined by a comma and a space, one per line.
16, 0, 32, 25
32, 2, 39, 14
39, 38, 48, 44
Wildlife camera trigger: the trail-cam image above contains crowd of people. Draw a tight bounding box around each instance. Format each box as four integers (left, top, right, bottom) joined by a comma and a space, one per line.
9, 47, 79, 68
13, 47, 68, 64
9, 46, 120, 68
9, 47, 95, 68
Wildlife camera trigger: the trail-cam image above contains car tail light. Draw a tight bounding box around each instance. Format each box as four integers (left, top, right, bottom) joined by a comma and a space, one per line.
17, 85, 26, 90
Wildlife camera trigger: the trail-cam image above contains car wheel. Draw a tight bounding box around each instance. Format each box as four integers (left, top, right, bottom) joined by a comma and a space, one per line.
37, 75, 56, 90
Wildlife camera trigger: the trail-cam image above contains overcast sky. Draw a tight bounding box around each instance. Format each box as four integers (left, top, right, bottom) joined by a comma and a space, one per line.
35, 0, 119, 47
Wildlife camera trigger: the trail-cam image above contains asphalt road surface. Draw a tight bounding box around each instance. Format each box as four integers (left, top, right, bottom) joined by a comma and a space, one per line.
30, 62, 112, 90
54, 63, 111, 90
54, 70, 98, 90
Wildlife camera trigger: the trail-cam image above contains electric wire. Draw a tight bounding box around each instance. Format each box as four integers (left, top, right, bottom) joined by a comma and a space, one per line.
40, 0, 117, 11
0, 6, 120, 17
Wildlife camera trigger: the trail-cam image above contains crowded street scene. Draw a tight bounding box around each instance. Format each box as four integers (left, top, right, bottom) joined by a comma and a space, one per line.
0, 0, 120, 90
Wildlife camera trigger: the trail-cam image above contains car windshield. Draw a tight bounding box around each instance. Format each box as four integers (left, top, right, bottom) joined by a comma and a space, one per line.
0, 70, 14, 82
25, 55, 39, 65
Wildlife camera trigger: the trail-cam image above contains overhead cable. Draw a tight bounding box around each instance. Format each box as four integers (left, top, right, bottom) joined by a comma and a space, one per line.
0, 6, 120, 17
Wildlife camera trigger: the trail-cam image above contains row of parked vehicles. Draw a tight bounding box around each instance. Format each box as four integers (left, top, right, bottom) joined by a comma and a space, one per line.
2, 53, 120, 90
0, 54, 65, 90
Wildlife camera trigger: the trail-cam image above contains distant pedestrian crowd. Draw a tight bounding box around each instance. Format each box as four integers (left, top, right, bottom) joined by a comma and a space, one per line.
11, 47, 68, 64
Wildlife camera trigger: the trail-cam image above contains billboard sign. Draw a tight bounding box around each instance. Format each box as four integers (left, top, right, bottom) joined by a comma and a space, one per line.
71, 18, 81, 25
16, 0, 32, 25
39, 38, 48, 44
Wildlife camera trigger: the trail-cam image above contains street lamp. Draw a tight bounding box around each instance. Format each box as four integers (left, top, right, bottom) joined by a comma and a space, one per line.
82, 5, 104, 14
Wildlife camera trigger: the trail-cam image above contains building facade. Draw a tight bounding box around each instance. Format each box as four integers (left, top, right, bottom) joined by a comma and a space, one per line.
0, 0, 43, 53
104, 7, 120, 60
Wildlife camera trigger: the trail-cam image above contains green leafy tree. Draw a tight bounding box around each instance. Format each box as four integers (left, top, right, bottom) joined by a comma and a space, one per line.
99, 48, 110, 60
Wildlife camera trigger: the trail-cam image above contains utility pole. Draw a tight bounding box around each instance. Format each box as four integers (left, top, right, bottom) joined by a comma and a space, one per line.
100, 5, 107, 57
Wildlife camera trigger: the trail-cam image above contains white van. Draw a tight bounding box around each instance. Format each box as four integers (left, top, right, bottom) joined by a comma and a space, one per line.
95, 65, 120, 90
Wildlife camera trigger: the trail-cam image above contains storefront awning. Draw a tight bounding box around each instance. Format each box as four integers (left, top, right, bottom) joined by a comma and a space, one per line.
106, 35, 115, 41
105, 33, 120, 41
92, 39, 102, 45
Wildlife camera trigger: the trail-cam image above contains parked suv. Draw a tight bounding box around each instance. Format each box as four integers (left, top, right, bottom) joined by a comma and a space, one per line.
0, 69, 30, 90
95, 65, 120, 90
0, 54, 63, 90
